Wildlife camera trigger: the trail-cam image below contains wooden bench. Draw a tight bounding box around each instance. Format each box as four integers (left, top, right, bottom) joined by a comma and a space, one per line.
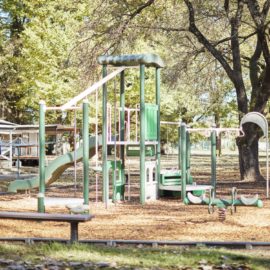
0, 211, 93, 243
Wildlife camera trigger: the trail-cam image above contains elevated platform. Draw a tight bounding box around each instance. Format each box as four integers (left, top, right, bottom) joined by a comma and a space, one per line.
107, 141, 158, 145
159, 184, 213, 192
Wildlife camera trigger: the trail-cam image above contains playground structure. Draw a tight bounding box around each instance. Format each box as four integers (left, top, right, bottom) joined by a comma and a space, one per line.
7, 54, 164, 212
158, 122, 264, 220
183, 124, 264, 219
5, 54, 266, 219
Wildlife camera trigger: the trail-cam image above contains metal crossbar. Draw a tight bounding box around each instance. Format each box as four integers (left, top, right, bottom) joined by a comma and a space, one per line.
61, 67, 126, 110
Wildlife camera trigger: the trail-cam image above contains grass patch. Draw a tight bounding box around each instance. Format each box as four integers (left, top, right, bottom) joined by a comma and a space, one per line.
0, 243, 270, 270
0, 242, 269, 269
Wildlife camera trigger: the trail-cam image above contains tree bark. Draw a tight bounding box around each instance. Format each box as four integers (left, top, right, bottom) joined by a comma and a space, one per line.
236, 122, 264, 181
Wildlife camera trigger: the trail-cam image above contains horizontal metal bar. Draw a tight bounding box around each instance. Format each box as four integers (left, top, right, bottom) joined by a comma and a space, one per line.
0, 237, 269, 249
61, 67, 126, 110
46, 106, 81, 111
187, 128, 243, 132
161, 121, 180, 125
107, 141, 158, 145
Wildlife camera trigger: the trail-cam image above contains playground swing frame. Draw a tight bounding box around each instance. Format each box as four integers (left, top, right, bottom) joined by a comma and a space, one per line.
159, 114, 268, 204
177, 123, 245, 202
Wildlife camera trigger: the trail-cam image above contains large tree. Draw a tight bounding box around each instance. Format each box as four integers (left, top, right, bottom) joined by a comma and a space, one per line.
181, 0, 270, 181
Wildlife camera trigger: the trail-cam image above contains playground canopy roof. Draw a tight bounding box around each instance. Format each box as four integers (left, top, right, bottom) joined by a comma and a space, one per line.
98, 53, 165, 68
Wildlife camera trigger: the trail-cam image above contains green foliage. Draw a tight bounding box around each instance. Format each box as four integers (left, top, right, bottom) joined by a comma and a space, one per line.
0, 0, 90, 123
0, 0, 241, 128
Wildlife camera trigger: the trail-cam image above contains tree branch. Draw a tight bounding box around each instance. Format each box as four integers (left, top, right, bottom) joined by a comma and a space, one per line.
247, 0, 270, 65
230, 1, 244, 76
262, 0, 270, 21
246, 0, 270, 112
184, 0, 249, 115
129, 24, 187, 32
111, 0, 156, 49
249, 38, 262, 110
128, 0, 155, 20
184, 0, 235, 81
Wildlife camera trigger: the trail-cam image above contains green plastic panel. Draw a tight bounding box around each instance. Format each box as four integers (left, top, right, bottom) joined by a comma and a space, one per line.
160, 171, 181, 186
159, 171, 193, 186
107, 160, 125, 201
8, 136, 101, 193
98, 53, 165, 68
126, 144, 155, 157
145, 103, 158, 141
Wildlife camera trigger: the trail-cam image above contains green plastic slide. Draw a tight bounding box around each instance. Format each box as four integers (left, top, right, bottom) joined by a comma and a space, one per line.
8, 136, 100, 193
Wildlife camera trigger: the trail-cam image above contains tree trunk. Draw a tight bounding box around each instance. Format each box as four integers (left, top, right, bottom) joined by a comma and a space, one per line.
214, 112, 222, 156
236, 122, 265, 181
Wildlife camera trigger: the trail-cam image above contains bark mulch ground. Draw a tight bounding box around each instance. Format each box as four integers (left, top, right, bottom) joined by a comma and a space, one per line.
0, 154, 269, 242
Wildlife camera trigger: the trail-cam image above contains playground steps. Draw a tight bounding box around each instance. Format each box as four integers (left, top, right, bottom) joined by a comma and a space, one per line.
158, 169, 213, 198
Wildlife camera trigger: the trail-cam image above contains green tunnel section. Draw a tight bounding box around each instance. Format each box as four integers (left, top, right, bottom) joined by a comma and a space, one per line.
8, 136, 101, 193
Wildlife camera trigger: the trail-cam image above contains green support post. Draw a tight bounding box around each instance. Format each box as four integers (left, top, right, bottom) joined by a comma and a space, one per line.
211, 129, 217, 196
83, 100, 89, 205
102, 64, 109, 207
119, 70, 125, 201
180, 123, 187, 202
178, 126, 181, 170
38, 101, 46, 213
156, 68, 161, 184
120, 71, 125, 167
186, 131, 191, 184
140, 64, 146, 204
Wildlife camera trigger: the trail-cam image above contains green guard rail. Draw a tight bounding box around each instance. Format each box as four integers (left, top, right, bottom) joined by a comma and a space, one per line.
126, 144, 156, 157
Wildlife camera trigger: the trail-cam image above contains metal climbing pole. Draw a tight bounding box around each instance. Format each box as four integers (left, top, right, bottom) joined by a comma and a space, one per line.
156, 67, 161, 183
102, 64, 109, 207
180, 123, 187, 202
178, 126, 181, 170
120, 71, 125, 171
38, 101, 46, 213
186, 131, 191, 184
120, 71, 125, 200
211, 129, 217, 196
140, 64, 146, 204
83, 100, 89, 205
